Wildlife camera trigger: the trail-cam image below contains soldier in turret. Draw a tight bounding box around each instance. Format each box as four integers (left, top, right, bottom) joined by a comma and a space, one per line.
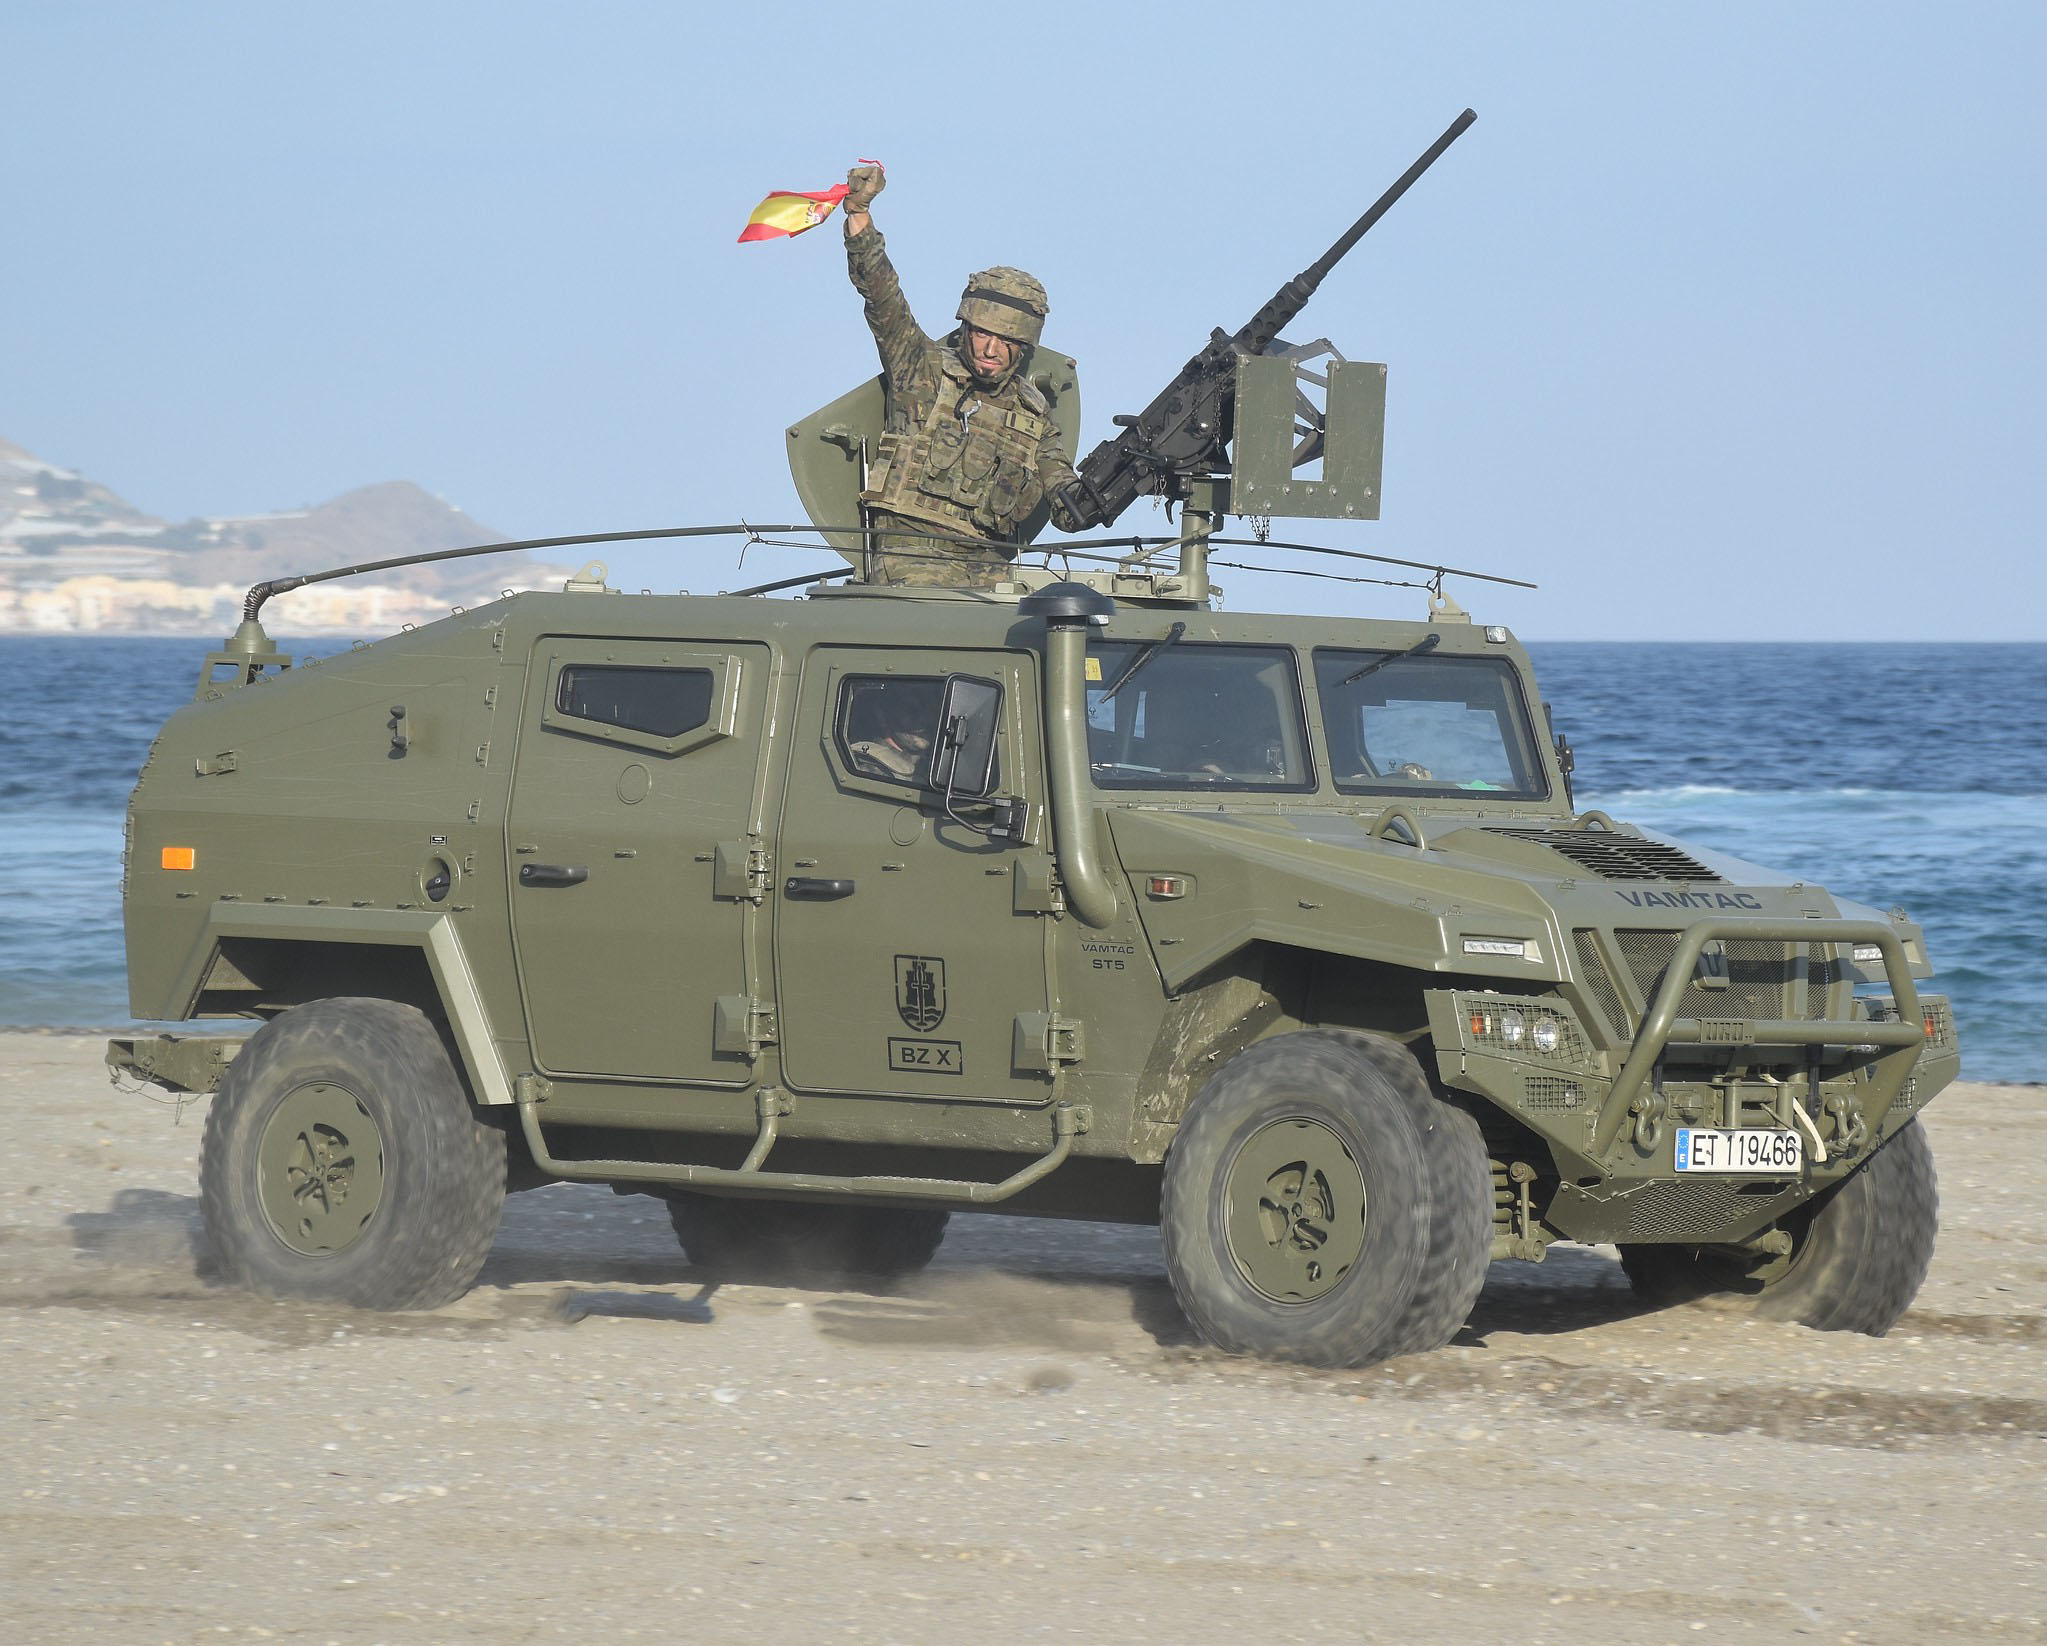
841, 165, 1097, 586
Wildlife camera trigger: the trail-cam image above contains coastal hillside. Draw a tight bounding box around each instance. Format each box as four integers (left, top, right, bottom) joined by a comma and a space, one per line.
0, 437, 562, 634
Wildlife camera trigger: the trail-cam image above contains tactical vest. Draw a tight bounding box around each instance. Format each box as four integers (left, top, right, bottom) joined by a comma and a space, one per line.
865, 351, 1051, 541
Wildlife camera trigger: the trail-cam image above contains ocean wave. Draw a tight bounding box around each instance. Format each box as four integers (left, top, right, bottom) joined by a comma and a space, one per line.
1586, 786, 2047, 804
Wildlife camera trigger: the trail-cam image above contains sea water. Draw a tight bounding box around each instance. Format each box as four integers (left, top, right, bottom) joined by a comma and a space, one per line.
0, 636, 2037, 1080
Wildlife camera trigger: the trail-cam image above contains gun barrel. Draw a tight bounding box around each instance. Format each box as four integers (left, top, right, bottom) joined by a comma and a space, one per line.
1234, 107, 1476, 354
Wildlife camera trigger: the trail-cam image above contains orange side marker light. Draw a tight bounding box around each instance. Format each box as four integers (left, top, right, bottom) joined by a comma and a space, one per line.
161, 846, 196, 871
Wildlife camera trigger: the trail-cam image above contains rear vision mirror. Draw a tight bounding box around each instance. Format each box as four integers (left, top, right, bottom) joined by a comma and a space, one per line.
931, 675, 1001, 799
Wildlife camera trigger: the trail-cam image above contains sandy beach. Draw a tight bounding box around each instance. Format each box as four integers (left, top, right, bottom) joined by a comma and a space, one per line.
1, 1031, 2040, 1643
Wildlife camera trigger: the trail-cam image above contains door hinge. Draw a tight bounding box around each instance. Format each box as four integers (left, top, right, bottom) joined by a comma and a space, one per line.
1013, 1011, 1085, 1073
714, 995, 778, 1057
713, 839, 773, 902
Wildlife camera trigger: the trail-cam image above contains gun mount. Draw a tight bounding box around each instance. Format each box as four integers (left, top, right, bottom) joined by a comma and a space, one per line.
1070, 108, 1476, 531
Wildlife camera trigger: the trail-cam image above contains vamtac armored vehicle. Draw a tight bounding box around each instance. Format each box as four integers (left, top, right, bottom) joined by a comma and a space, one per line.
110, 114, 1955, 1366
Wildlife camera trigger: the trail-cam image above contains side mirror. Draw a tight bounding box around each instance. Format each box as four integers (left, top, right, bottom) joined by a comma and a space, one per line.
1544, 701, 1575, 808
931, 676, 1001, 799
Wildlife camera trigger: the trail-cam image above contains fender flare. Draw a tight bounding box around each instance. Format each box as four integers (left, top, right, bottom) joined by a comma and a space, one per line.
167, 904, 515, 1106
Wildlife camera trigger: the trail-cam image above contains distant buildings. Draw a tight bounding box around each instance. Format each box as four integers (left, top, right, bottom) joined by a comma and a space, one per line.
0, 436, 560, 635
0, 573, 507, 634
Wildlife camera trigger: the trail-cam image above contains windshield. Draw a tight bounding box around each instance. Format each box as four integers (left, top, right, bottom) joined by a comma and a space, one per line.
1314, 648, 1548, 800
1087, 641, 1313, 790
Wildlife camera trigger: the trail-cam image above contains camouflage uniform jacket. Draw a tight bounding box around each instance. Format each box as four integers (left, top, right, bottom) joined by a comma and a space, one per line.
847, 228, 1085, 543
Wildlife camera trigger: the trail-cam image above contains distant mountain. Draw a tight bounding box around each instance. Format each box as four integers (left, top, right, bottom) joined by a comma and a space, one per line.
0, 438, 561, 634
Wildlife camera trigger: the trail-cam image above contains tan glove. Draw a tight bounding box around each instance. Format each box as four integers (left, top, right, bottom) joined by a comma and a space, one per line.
844, 164, 885, 214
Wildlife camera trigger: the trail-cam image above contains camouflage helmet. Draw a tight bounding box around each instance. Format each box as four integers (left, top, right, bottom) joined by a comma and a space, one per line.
956, 266, 1048, 348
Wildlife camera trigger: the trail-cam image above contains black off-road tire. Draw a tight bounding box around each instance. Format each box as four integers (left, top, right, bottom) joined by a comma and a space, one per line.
199, 997, 506, 1310
667, 1194, 949, 1282
1160, 1030, 1487, 1369
1326, 1031, 1494, 1359
1619, 1119, 1938, 1335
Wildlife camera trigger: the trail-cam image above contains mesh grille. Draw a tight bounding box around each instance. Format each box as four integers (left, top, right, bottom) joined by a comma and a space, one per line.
1605, 1178, 1799, 1241
1923, 998, 1955, 1050
1485, 828, 1721, 882
1616, 931, 1809, 1023
1804, 944, 1846, 1022
1522, 1076, 1587, 1111
1467, 1003, 1588, 1062
1573, 930, 1630, 1039
1860, 994, 1952, 1049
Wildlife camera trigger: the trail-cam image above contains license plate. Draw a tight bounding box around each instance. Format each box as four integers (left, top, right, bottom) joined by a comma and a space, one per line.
1674, 1127, 1803, 1174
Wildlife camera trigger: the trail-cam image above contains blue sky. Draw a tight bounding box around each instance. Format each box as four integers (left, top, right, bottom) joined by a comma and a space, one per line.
4, 1, 2042, 638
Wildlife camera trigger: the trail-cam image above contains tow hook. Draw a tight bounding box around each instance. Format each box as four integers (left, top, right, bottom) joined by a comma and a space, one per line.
1825, 1093, 1869, 1153
1630, 1090, 1668, 1151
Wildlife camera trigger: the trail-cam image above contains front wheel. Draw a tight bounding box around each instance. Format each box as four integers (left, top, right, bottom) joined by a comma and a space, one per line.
1160, 1031, 1491, 1369
200, 998, 506, 1310
1620, 1119, 1938, 1335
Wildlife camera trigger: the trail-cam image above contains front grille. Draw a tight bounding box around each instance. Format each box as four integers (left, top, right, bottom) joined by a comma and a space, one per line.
1616, 931, 1829, 1024
1805, 944, 1847, 1022
1573, 929, 1630, 1039
1486, 827, 1721, 882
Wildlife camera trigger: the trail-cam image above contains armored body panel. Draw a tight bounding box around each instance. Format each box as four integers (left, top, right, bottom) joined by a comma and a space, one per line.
120, 583, 1957, 1261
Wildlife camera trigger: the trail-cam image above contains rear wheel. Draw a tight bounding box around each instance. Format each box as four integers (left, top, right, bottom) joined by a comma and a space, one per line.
1620, 1119, 1938, 1335
200, 997, 506, 1310
667, 1194, 949, 1282
1160, 1031, 1490, 1368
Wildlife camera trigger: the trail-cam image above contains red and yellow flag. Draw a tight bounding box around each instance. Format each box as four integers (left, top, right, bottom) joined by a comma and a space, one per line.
736, 183, 850, 243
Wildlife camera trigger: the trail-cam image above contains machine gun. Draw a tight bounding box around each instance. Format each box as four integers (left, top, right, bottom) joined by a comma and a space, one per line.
1070, 109, 1476, 529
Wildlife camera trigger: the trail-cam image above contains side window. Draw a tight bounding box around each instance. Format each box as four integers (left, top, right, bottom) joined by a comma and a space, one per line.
836, 675, 945, 788
557, 666, 714, 739
539, 650, 742, 756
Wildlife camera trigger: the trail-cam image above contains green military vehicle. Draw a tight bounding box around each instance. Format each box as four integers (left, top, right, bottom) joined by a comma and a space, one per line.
109, 115, 1956, 1367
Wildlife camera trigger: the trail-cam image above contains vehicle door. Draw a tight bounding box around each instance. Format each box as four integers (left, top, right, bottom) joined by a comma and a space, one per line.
508, 637, 771, 1084
774, 647, 1060, 1105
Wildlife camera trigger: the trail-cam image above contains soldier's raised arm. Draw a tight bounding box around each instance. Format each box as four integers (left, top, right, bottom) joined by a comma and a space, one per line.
842, 166, 926, 396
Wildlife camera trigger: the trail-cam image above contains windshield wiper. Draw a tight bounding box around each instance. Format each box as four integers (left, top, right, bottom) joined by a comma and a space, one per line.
1099, 621, 1187, 702
1337, 631, 1439, 687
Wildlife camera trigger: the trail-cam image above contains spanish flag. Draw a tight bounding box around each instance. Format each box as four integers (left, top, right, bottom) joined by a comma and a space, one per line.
737, 183, 850, 243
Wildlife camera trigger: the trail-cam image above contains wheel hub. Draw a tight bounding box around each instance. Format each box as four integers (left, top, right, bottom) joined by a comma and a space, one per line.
1223, 1116, 1368, 1303
256, 1082, 386, 1256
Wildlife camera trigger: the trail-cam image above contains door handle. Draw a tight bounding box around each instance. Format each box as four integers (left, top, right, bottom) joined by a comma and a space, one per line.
519, 863, 589, 887
783, 876, 856, 900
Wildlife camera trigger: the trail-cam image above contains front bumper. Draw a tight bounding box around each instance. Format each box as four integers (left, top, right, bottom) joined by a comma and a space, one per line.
1425, 918, 1959, 1246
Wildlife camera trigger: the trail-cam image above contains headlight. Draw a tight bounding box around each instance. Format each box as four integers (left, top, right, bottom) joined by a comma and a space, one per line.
1531, 1018, 1561, 1053
1498, 1009, 1527, 1047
